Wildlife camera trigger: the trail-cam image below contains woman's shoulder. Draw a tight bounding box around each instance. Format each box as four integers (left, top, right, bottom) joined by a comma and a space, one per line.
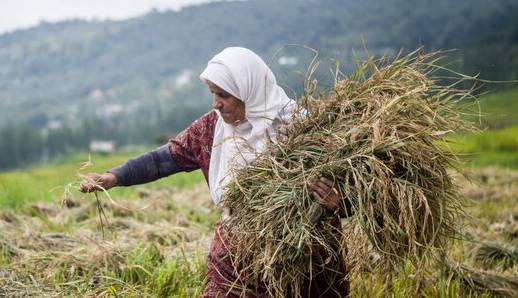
204, 110, 218, 123
169, 110, 217, 165
183, 110, 218, 137
193, 110, 217, 124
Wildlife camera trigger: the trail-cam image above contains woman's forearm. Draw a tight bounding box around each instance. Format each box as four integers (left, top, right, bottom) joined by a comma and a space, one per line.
109, 144, 183, 186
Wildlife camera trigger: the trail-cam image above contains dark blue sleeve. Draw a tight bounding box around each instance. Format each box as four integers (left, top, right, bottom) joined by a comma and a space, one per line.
108, 144, 183, 186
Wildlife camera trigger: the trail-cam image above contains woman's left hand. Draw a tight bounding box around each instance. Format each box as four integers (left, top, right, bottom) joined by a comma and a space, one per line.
312, 177, 341, 212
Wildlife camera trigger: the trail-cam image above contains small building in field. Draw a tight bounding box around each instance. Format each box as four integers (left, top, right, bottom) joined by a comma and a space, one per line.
90, 140, 116, 153
278, 56, 298, 66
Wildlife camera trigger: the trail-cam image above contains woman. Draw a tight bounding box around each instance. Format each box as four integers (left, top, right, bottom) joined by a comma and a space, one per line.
80, 47, 348, 297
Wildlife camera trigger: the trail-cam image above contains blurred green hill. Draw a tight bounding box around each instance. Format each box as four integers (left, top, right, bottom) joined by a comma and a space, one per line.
0, 0, 517, 170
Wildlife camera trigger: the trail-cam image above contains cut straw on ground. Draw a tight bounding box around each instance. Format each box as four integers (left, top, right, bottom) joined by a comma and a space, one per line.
474, 242, 518, 271
0, 185, 215, 297
443, 258, 518, 297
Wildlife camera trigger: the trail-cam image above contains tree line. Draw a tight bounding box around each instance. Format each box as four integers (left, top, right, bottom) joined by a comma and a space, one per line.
1, 0, 518, 170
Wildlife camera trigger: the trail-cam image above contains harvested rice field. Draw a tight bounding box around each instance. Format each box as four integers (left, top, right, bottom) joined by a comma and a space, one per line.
0, 167, 517, 297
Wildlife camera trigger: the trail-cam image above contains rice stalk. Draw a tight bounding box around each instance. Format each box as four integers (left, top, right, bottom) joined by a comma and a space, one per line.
62, 157, 154, 238
223, 50, 477, 297
64, 173, 112, 238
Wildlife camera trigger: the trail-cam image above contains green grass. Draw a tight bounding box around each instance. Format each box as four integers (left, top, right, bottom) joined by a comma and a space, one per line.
449, 87, 518, 169
0, 151, 205, 209
464, 87, 518, 129
448, 126, 518, 169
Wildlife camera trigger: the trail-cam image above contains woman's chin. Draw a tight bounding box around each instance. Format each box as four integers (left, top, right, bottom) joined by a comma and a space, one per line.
220, 113, 246, 126
221, 116, 231, 123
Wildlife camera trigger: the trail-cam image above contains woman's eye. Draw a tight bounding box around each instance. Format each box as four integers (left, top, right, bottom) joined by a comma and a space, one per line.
218, 93, 230, 99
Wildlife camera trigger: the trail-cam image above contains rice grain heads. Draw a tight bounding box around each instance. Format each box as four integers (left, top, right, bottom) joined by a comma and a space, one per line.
223, 51, 475, 297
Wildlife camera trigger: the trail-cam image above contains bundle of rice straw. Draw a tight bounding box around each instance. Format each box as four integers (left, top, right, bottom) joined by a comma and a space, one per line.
223, 50, 473, 297
474, 242, 518, 271
444, 258, 518, 297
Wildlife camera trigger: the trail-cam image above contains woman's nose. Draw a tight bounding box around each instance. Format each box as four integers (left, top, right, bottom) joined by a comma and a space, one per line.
213, 96, 223, 109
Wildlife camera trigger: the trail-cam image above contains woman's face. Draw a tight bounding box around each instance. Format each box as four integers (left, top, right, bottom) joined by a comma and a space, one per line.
208, 81, 246, 125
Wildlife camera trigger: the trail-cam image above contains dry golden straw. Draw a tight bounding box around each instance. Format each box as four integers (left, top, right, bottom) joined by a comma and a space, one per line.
223, 50, 475, 297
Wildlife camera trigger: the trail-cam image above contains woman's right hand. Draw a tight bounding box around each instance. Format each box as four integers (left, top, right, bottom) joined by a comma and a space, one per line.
79, 172, 118, 193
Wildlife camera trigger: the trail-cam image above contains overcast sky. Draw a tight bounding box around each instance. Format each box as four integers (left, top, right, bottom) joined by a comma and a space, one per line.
0, 0, 218, 34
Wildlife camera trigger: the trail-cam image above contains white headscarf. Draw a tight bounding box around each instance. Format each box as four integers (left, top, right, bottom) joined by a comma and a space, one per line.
200, 47, 295, 205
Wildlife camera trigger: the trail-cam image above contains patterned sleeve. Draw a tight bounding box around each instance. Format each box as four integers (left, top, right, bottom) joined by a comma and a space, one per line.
168, 111, 217, 174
